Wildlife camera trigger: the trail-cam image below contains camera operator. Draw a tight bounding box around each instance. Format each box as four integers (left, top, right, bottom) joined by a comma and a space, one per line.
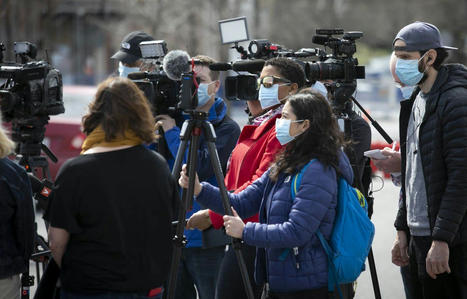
187, 57, 305, 299
157, 55, 241, 299
0, 115, 34, 299
111, 31, 154, 77
46, 77, 178, 299
378, 22, 467, 299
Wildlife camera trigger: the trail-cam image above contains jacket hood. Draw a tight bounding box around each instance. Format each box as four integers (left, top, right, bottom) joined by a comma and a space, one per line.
207, 97, 227, 124
338, 151, 354, 185
438, 64, 467, 93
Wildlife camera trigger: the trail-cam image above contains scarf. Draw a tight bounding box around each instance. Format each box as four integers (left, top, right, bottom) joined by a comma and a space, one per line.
81, 125, 143, 154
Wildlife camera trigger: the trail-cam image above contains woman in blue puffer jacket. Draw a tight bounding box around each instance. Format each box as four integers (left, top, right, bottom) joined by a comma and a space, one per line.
179, 91, 354, 299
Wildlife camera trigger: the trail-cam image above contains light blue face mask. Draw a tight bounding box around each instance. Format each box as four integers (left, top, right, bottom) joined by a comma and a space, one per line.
399, 85, 415, 99
395, 55, 426, 86
311, 81, 328, 98
118, 62, 139, 78
259, 84, 281, 109
275, 118, 305, 145
197, 82, 215, 108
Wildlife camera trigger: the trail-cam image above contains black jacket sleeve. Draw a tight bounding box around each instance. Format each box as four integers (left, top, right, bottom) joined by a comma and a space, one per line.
197, 117, 240, 181
432, 87, 467, 243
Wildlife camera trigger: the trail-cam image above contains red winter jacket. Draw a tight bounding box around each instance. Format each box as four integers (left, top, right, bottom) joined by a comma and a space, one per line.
209, 113, 283, 229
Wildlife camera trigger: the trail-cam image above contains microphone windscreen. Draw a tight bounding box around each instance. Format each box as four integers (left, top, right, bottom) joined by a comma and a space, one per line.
162, 50, 191, 80
209, 63, 232, 71
232, 59, 265, 73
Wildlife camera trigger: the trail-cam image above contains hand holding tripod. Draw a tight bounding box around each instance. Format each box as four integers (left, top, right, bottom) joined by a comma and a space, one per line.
166, 110, 255, 299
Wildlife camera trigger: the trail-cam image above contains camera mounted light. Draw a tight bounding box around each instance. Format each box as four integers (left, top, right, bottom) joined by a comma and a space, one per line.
218, 16, 249, 44
248, 39, 280, 59
139, 40, 168, 59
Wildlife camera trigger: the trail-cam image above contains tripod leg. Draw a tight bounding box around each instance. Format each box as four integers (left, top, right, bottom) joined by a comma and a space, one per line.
205, 140, 256, 299
166, 121, 201, 299
166, 141, 190, 299
367, 248, 382, 299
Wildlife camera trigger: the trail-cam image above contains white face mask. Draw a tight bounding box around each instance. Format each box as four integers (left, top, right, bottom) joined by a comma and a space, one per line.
118, 61, 139, 78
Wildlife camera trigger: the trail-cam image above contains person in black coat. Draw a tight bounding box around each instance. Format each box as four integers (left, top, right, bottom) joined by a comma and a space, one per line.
382, 22, 467, 299
0, 115, 34, 299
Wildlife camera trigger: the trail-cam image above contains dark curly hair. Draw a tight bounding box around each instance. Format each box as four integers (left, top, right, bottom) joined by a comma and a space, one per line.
264, 57, 306, 88
269, 90, 345, 181
82, 77, 156, 143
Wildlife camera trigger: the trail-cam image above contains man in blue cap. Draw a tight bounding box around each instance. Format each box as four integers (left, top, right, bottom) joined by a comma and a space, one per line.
386, 21, 467, 298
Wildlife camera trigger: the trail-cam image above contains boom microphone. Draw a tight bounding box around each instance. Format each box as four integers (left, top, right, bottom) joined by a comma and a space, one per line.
162, 50, 191, 80
231, 59, 265, 73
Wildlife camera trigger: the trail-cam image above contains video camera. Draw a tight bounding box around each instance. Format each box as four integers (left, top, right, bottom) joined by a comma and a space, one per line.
0, 41, 64, 157
215, 17, 366, 114
126, 40, 180, 117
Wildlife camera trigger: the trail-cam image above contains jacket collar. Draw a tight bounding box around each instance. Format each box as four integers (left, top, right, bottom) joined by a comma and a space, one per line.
251, 113, 281, 140
207, 98, 227, 125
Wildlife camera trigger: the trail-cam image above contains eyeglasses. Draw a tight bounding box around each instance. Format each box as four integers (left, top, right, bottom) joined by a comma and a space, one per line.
256, 76, 291, 90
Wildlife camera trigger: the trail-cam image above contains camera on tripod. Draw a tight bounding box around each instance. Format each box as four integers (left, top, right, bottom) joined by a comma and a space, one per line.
216, 17, 366, 116
0, 41, 64, 157
127, 40, 182, 117
304, 29, 366, 115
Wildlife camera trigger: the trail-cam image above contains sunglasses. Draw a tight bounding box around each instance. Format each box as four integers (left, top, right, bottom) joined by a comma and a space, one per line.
256, 76, 291, 90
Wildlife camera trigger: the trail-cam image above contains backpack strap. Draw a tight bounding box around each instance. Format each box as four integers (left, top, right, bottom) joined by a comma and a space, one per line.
316, 231, 343, 299
290, 159, 316, 200
278, 159, 316, 262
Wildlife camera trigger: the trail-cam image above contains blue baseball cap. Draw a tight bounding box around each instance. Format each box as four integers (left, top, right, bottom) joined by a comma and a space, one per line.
393, 21, 457, 52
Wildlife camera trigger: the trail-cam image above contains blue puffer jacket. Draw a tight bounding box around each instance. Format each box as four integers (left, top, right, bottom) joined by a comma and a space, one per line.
196, 153, 353, 292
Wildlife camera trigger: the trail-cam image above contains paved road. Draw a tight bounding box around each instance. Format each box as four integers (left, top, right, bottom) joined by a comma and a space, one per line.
31, 176, 404, 299
354, 176, 405, 299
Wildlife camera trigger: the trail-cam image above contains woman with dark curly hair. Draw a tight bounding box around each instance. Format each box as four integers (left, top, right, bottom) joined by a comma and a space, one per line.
47, 77, 178, 299
180, 91, 354, 299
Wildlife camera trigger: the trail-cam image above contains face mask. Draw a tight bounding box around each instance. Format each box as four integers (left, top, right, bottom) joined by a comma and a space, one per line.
311, 81, 328, 98
197, 82, 214, 108
395, 54, 426, 86
399, 85, 415, 99
118, 62, 139, 78
275, 118, 305, 145
259, 84, 281, 109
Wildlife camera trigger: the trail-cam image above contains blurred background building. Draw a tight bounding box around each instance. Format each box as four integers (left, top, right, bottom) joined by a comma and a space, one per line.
1, 0, 465, 85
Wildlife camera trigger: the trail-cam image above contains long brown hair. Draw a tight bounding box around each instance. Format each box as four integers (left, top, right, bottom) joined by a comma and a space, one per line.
269, 90, 345, 181
82, 77, 156, 142
0, 113, 15, 158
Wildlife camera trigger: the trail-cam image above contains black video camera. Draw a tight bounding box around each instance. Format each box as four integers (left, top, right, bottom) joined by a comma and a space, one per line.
128, 40, 181, 117
303, 29, 366, 114
0, 42, 64, 157
0, 42, 64, 122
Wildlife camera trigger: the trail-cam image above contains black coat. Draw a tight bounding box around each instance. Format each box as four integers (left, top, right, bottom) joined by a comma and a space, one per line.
0, 158, 34, 278
395, 64, 467, 246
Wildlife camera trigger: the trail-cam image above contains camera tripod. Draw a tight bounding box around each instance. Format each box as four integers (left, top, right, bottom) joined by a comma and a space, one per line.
166, 111, 255, 299
12, 117, 58, 299
333, 94, 394, 299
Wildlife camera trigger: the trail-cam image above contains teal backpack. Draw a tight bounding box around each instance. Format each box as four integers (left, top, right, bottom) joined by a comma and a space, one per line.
290, 160, 375, 297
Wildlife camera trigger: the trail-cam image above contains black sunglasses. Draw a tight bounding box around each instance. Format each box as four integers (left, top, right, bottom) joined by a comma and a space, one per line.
256, 76, 291, 90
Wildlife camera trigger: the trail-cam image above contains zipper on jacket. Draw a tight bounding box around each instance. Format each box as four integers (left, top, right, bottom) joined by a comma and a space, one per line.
293, 247, 300, 269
